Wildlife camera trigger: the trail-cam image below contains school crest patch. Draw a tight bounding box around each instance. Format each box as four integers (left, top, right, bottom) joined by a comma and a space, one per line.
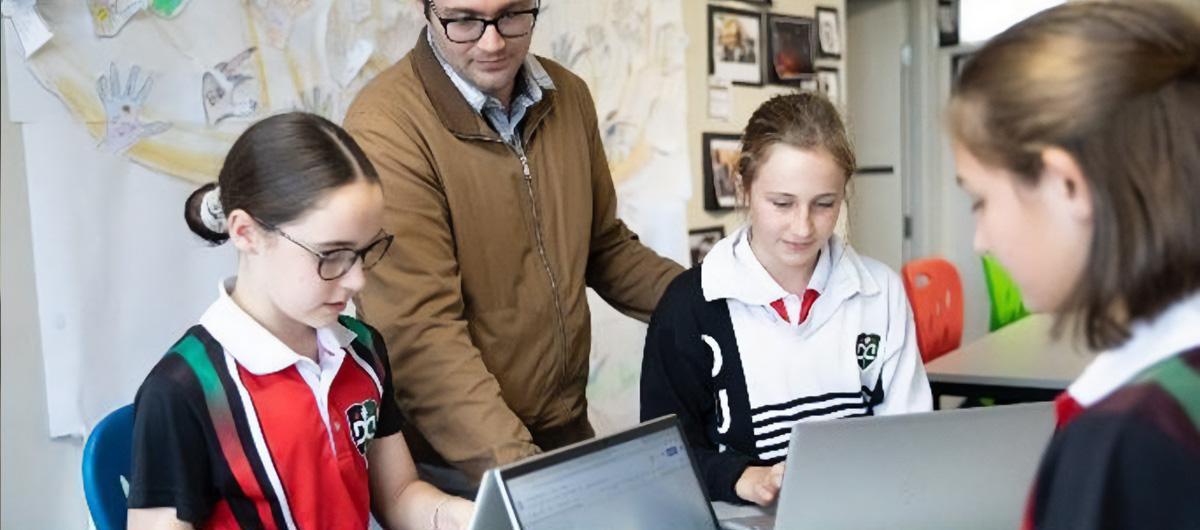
856, 333, 881, 369
345, 399, 379, 455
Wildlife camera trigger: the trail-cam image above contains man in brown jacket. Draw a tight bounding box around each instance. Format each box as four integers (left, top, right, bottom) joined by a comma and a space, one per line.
344, 0, 683, 486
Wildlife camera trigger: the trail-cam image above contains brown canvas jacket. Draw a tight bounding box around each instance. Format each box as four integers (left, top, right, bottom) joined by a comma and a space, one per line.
344, 31, 683, 480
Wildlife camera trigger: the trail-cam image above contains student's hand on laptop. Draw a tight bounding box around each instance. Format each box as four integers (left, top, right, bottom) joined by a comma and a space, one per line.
735, 463, 786, 506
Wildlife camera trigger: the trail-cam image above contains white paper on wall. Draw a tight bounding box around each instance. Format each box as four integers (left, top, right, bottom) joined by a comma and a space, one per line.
86, 0, 145, 38
2, 0, 53, 58
23, 115, 233, 437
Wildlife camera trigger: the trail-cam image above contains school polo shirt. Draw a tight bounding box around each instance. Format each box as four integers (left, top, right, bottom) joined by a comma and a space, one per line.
128, 279, 403, 529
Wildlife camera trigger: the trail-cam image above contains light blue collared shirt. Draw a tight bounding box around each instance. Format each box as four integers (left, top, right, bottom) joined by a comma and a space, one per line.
427, 30, 555, 150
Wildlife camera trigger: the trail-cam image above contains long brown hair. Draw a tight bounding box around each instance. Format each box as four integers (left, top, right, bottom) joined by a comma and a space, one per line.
948, 1, 1200, 350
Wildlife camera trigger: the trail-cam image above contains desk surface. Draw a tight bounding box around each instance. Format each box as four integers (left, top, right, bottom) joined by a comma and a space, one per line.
925, 314, 1094, 390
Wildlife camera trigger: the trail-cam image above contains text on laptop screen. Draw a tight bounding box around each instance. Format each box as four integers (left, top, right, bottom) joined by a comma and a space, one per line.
503, 427, 716, 530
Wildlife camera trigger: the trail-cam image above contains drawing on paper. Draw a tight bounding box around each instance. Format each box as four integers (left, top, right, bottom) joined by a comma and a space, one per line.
202, 47, 259, 125
96, 63, 170, 153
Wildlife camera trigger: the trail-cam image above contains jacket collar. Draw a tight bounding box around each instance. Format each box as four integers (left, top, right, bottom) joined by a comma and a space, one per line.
199, 277, 356, 376
410, 28, 557, 144
701, 225, 880, 308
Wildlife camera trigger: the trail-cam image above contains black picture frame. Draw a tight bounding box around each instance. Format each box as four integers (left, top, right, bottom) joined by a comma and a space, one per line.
730, 0, 772, 5
815, 6, 842, 59
689, 226, 727, 267
702, 132, 743, 212
938, 0, 960, 47
708, 5, 765, 87
816, 66, 840, 105
766, 13, 816, 86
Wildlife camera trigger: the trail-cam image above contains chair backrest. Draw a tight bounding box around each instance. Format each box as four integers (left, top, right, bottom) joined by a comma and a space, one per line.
83, 404, 134, 530
981, 255, 1031, 331
901, 258, 964, 364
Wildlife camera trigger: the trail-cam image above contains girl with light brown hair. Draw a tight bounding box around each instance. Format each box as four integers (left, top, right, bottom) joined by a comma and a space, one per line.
642, 92, 931, 506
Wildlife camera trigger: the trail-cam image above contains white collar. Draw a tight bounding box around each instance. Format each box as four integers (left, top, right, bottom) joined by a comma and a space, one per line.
1068, 290, 1200, 406
198, 277, 357, 375
701, 225, 878, 305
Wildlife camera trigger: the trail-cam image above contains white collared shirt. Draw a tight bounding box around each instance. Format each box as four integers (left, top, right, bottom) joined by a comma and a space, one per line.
1068, 290, 1200, 407
198, 278, 357, 444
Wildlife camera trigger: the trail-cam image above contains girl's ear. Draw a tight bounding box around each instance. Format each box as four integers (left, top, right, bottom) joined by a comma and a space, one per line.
1039, 147, 1093, 224
226, 209, 265, 254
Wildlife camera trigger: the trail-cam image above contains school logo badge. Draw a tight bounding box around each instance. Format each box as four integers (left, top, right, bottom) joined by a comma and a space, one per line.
856, 333, 881, 369
345, 400, 379, 455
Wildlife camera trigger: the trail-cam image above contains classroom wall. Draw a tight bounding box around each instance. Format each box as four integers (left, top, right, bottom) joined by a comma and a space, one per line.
1, 24, 92, 529
683, 0, 847, 238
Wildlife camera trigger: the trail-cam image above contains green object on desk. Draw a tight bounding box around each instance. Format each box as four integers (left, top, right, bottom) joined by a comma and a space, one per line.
983, 255, 1031, 332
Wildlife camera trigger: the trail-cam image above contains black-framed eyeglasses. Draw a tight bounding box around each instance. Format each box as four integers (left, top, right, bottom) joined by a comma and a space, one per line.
255, 217, 393, 281
429, 1, 540, 44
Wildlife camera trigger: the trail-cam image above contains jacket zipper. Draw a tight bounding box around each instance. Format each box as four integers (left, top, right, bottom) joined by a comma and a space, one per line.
515, 149, 572, 393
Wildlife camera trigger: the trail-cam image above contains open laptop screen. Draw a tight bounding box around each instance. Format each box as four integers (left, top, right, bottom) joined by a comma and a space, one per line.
499, 416, 719, 530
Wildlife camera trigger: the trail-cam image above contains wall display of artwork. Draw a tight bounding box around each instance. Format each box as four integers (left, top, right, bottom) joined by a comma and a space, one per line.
817, 66, 840, 105
708, 5, 765, 86
816, 6, 842, 58
689, 226, 726, 266
703, 132, 743, 211
766, 13, 816, 85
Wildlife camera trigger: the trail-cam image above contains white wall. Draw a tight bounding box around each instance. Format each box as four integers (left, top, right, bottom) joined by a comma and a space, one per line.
1, 24, 92, 530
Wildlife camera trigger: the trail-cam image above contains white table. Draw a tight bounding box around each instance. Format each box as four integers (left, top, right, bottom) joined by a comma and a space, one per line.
925, 314, 1094, 407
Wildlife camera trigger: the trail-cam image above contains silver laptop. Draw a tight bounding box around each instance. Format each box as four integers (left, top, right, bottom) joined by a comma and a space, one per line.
721, 402, 1055, 530
468, 415, 721, 530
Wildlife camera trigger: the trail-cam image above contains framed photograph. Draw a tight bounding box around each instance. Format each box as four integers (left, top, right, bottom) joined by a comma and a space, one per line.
689, 226, 727, 267
766, 14, 816, 85
708, 6, 764, 86
815, 7, 842, 58
730, 0, 772, 5
938, 0, 960, 47
702, 132, 743, 211
817, 67, 841, 105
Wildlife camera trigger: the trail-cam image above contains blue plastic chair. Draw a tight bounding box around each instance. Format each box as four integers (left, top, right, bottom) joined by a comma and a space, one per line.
82, 404, 134, 530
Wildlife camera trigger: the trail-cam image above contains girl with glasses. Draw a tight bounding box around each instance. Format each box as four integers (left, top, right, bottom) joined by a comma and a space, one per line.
127, 112, 473, 529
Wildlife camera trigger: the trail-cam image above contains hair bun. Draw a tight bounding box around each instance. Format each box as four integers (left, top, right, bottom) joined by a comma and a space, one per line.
199, 186, 227, 234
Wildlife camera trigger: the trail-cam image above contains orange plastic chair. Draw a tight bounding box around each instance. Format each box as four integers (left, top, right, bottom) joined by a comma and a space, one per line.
901, 258, 964, 364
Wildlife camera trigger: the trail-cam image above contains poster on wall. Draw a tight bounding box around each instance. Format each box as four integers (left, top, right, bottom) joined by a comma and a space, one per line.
708, 5, 763, 86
